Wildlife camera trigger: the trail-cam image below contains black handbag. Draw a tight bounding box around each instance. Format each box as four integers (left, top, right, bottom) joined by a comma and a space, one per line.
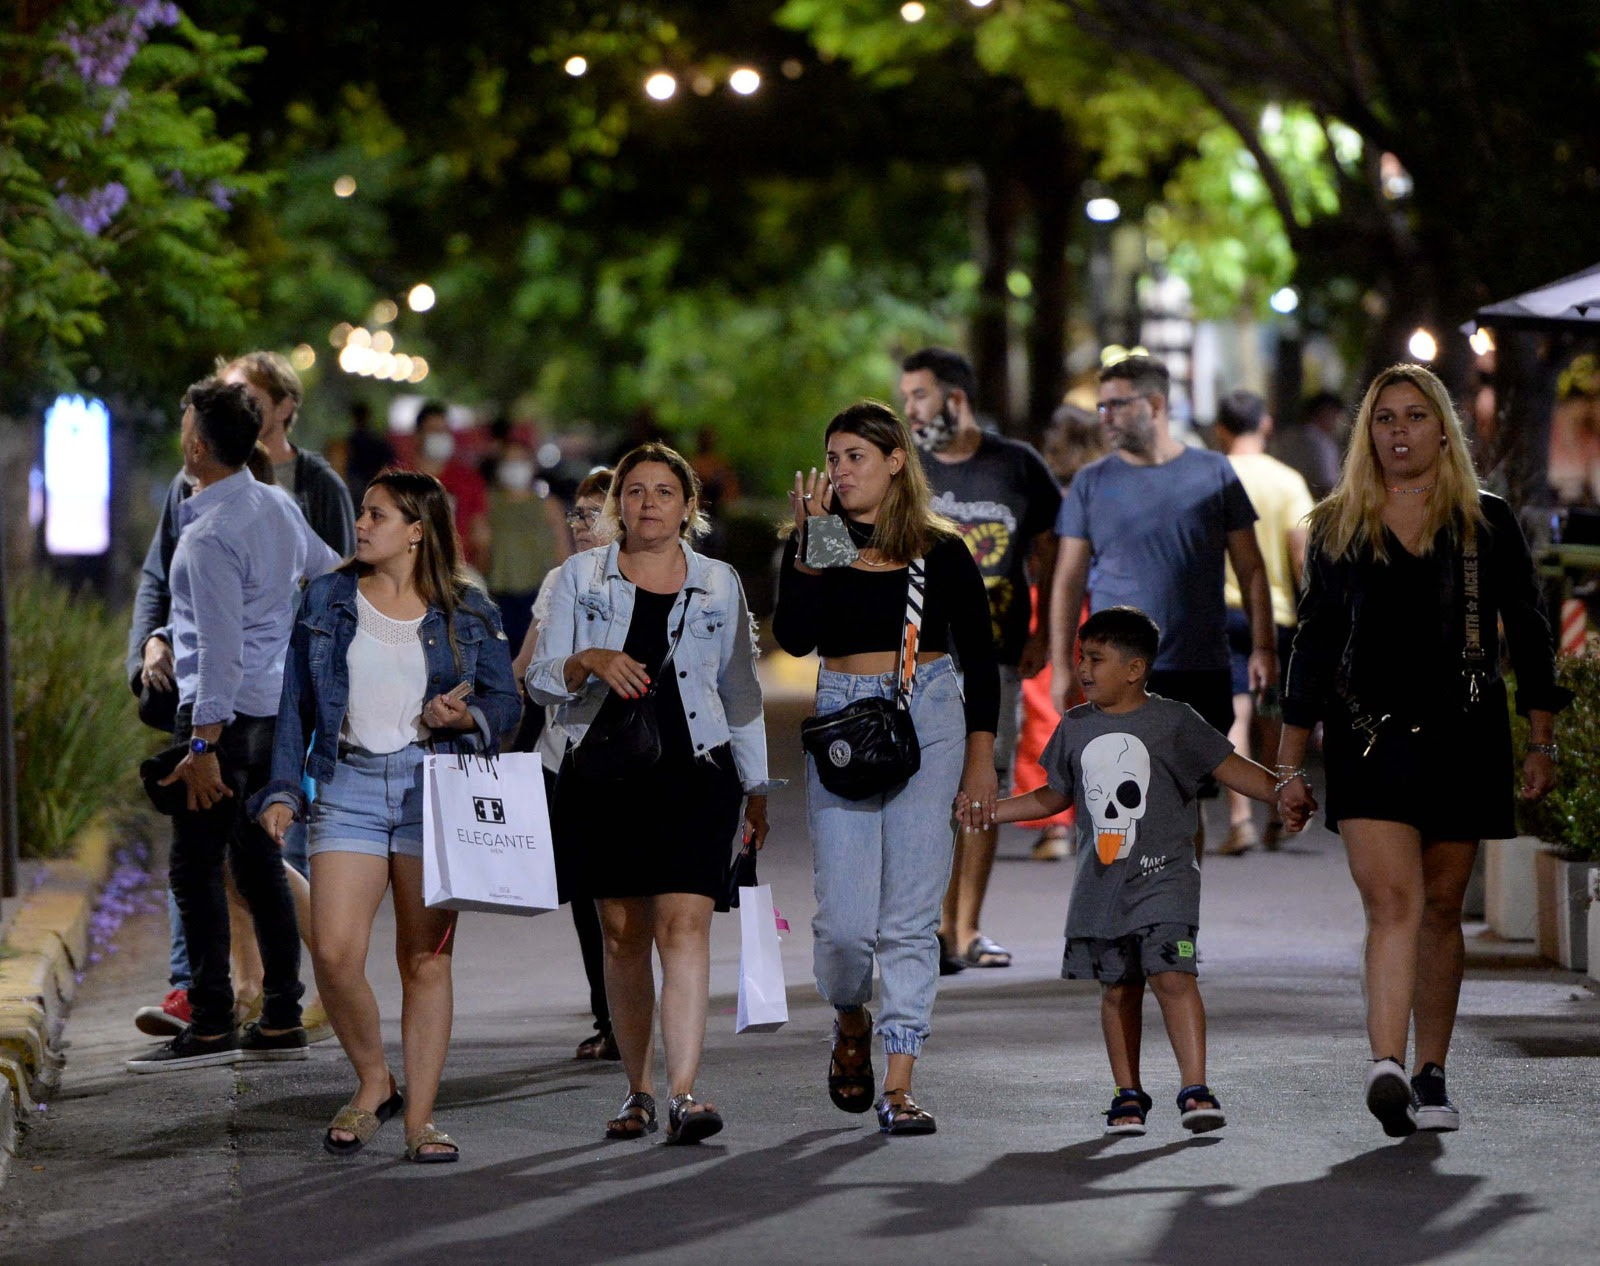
800, 557, 925, 800
569, 598, 690, 782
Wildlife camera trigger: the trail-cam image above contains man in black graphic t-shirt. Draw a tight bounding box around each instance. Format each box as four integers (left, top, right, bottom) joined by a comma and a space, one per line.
901, 347, 1062, 974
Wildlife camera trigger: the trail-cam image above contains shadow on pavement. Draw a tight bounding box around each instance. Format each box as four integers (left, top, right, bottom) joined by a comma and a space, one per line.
1141, 1133, 1538, 1266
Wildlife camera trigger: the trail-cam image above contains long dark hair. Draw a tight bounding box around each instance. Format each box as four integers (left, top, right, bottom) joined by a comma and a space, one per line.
341, 467, 479, 668
824, 401, 955, 562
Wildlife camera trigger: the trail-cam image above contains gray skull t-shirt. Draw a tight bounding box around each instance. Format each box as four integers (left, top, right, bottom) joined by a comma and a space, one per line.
1041, 695, 1234, 940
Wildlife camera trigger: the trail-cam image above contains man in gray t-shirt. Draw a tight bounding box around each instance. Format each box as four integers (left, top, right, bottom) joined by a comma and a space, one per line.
1049, 356, 1276, 846
1041, 697, 1233, 942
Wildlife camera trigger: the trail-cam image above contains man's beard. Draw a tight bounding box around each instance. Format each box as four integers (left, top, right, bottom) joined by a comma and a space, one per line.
1110, 407, 1156, 456
912, 399, 959, 453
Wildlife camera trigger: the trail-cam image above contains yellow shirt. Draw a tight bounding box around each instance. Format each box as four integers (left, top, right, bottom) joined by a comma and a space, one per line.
1224, 452, 1315, 627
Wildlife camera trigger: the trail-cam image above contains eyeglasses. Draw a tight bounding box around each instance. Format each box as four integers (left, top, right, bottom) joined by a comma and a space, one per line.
1096, 395, 1148, 417
565, 507, 600, 527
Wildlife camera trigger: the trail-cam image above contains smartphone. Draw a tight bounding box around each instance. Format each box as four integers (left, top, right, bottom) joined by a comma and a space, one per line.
802, 514, 859, 569
445, 680, 473, 703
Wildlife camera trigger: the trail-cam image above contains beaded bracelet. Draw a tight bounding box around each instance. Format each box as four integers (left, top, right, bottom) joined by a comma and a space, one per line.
1528, 742, 1559, 760
1272, 765, 1308, 794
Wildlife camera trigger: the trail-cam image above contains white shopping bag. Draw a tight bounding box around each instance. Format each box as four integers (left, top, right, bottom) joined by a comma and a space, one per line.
422, 752, 559, 916
736, 882, 789, 1033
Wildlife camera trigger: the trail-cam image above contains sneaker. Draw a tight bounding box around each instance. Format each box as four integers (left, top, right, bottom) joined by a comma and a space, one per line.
1364, 1057, 1418, 1137
126, 1027, 239, 1074
1411, 1063, 1460, 1131
236, 1020, 309, 1062
134, 988, 192, 1037
1031, 828, 1069, 861
301, 999, 336, 1045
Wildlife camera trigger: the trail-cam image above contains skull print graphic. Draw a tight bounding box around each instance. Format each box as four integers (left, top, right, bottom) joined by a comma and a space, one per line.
1080, 732, 1151, 866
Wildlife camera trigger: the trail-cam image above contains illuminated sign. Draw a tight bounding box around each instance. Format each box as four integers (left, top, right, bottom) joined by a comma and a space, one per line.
43, 395, 111, 556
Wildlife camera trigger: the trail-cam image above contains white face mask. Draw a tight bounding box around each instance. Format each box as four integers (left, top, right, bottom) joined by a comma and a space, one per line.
497, 459, 534, 491
421, 431, 455, 462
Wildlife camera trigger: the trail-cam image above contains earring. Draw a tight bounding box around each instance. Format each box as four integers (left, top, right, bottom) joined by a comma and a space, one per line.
409, 540, 418, 551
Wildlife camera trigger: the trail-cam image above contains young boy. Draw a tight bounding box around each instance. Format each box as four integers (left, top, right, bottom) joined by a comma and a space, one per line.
984, 605, 1310, 1136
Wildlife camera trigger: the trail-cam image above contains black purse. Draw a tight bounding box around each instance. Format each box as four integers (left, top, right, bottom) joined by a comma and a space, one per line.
569, 598, 689, 782
800, 558, 925, 800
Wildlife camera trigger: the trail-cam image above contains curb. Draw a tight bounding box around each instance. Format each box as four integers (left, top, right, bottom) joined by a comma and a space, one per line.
0, 820, 117, 1182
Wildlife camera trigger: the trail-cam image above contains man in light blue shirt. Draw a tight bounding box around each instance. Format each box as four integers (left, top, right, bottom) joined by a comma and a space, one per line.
130, 379, 339, 1073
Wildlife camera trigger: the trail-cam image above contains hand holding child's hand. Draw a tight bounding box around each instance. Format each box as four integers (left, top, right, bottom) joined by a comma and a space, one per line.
1277, 775, 1316, 833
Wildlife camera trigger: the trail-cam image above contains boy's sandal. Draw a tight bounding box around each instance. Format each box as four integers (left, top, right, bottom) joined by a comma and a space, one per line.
1104, 1087, 1153, 1136
323, 1080, 404, 1156
875, 1089, 937, 1136
962, 935, 1012, 968
604, 1091, 658, 1140
1177, 1084, 1226, 1134
828, 1011, 875, 1114
665, 1092, 724, 1145
404, 1124, 460, 1163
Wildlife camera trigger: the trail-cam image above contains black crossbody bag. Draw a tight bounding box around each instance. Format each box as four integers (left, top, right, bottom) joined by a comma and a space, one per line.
799, 558, 925, 800
570, 598, 690, 782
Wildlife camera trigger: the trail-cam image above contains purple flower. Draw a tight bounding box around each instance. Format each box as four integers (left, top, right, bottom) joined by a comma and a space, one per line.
207, 181, 233, 211
58, 1, 182, 90
57, 181, 129, 235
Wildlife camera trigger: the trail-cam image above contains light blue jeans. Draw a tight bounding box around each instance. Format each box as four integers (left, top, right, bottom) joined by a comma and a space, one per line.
808, 657, 967, 1057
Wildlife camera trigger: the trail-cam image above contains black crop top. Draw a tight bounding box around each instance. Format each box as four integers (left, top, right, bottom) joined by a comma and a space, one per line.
773, 530, 1000, 734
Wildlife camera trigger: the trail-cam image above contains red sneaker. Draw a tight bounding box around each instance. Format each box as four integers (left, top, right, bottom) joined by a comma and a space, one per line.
134, 988, 192, 1037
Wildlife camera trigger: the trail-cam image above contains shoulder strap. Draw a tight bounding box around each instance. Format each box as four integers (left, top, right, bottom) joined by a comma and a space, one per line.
894, 559, 926, 709
1461, 520, 1488, 702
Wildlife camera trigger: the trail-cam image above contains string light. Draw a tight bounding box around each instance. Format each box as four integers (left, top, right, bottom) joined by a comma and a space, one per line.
645, 72, 677, 101
729, 67, 761, 95
332, 175, 356, 198
564, 56, 587, 77
901, 2, 926, 21
407, 283, 436, 313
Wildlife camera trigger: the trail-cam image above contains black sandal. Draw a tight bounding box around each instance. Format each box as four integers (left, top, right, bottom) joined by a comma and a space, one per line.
1177, 1083, 1226, 1134
604, 1091, 657, 1140
575, 1027, 620, 1061
665, 1092, 723, 1145
875, 1089, 937, 1136
1104, 1087, 1153, 1136
828, 1011, 875, 1114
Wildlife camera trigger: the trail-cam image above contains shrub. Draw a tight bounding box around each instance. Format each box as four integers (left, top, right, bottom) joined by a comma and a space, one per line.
1513, 656, 1600, 861
7, 575, 153, 858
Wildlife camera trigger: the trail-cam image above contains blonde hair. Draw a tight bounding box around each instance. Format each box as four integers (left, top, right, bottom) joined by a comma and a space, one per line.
603, 443, 709, 543
218, 350, 303, 429
1309, 363, 1483, 562
824, 401, 957, 562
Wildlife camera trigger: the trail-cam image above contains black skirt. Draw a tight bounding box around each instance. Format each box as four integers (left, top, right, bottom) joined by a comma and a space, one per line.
1322, 680, 1515, 840
550, 586, 744, 901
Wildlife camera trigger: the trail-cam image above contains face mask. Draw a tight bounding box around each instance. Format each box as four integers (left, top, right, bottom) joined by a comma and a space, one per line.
912, 397, 959, 453
497, 460, 534, 491
421, 432, 455, 462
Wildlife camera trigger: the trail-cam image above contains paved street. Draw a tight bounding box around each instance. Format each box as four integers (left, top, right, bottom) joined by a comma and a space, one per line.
3, 698, 1599, 1265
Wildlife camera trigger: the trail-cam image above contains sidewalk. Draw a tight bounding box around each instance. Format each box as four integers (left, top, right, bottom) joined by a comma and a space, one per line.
2, 706, 1598, 1264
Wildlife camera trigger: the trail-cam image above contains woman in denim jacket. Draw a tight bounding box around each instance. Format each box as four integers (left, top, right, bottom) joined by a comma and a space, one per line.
252, 469, 519, 1163
527, 443, 778, 1145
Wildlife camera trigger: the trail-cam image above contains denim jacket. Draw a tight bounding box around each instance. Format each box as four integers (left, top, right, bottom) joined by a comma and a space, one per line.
249, 569, 522, 818
525, 541, 781, 795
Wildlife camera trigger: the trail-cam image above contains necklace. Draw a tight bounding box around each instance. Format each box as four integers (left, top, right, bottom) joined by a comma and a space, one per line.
857, 553, 895, 568
1388, 482, 1435, 495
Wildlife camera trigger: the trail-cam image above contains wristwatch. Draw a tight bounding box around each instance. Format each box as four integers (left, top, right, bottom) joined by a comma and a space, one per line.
189, 737, 216, 756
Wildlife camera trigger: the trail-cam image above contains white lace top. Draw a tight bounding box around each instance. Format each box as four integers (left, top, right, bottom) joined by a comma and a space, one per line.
341, 589, 428, 754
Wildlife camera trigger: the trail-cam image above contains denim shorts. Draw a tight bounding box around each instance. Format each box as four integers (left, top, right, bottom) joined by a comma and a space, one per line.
308, 744, 427, 859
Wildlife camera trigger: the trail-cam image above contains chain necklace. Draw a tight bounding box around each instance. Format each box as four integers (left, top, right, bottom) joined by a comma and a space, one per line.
1387, 482, 1435, 495
844, 518, 897, 567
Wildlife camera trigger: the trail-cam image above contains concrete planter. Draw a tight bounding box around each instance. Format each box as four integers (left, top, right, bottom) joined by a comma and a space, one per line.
1484, 836, 1542, 941
1534, 848, 1593, 971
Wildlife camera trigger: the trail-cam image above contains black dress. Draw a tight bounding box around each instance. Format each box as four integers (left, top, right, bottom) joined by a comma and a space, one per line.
553, 586, 744, 900
1321, 530, 1514, 839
